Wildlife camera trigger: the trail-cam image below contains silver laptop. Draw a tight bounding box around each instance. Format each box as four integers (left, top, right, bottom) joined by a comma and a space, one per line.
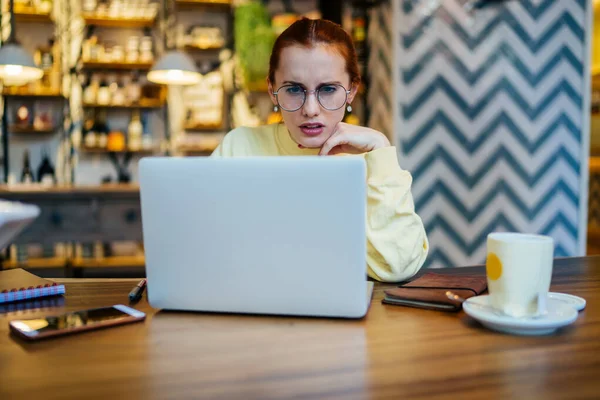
138, 155, 372, 318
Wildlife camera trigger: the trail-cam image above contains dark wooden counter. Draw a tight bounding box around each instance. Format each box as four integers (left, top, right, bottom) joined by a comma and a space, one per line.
0, 184, 142, 245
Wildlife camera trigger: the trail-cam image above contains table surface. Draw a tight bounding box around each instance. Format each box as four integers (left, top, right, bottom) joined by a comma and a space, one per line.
1, 257, 599, 399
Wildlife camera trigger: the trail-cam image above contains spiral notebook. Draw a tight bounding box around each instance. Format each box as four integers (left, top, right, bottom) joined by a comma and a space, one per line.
0, 268, 65, 304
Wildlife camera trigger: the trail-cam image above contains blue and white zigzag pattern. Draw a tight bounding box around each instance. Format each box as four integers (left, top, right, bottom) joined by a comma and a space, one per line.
397, 0, 587, 268
367, 0, 394, 138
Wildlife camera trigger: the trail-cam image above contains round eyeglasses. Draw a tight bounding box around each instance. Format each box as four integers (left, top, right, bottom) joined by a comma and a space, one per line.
273, 84, 351, 112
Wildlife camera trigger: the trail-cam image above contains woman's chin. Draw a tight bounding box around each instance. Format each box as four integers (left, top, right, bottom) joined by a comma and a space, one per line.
295, 133, 329, 149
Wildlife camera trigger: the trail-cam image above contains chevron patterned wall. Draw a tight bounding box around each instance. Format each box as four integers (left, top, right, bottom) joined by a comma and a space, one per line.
367, 0, 394, 140
393, 0, 589, 269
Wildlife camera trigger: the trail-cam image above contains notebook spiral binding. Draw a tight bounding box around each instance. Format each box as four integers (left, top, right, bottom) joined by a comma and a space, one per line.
0, 283, 66, 304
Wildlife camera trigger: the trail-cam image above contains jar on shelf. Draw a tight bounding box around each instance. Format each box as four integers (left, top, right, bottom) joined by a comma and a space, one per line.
126, 36, 139, 63
83, 74, 99, 104
107, 131, 126, 152
112, 80, 126, 106
96, 2, 108, 16
97, 78, 111, 105
83, 0, 96, 13
127, 73, 142, 104
139, 36, 153, 63
112, 45, 124, 62
127, 110, 143, 151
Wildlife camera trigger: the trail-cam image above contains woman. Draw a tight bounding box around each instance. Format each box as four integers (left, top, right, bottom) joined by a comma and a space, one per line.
212, 18, 428, 282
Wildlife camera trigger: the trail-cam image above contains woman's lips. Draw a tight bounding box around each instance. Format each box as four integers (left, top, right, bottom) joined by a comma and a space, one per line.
300, 123, 324, 136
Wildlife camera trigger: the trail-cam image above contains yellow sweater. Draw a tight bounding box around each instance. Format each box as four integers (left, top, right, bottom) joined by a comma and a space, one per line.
211, 123, 429, 282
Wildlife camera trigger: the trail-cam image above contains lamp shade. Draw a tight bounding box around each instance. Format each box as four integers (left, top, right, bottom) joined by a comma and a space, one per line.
0, 43, 44, 86
147, 51, 201, 85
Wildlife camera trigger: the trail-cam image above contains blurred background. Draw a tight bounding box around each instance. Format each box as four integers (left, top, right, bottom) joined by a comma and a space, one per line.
0, 0, 597, 278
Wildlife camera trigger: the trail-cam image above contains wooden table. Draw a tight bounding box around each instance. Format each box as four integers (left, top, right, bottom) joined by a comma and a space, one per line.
1, 257, 599, 399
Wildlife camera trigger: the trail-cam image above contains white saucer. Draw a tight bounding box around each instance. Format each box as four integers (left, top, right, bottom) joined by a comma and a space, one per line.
463, 295, 578, 336
548, 292, 586, 311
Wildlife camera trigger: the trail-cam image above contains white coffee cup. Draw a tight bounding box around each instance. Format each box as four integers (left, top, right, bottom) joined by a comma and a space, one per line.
486, 232, 554, 317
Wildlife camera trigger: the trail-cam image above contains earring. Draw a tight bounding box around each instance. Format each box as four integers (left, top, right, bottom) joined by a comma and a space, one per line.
273, 105, 279, 112
347, 104, 352, 113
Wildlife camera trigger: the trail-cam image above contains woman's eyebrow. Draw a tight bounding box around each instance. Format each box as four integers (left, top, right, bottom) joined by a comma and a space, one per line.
282, 80, 305, 86
281, 80, 344, 87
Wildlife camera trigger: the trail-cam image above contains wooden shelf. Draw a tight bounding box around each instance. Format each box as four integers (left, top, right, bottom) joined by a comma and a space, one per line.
13, 10, 52, 23
177, 146, 218, 153
81, 147, 157, 155
591, 157, 600, 174
72, 255, 145, 268
2, 89, 63, 98
184, 123, 224, 131
9, 125, 56, 134
83, 14, 156, 28
185, 44, 224, 52
82, 60, 154, 70
176, 0, 231, 8
83, 101, 164, 109
177, 142, 220, 153
3, 257, 68, 270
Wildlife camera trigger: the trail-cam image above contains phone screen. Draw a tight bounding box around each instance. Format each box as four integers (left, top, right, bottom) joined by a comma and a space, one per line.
11, 306, 134, 336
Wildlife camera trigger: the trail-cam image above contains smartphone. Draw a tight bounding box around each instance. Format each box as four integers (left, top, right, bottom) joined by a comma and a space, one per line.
9, 304, 146, 341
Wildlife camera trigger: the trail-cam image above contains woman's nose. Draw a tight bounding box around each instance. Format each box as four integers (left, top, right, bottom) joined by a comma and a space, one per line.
302, 92, 320, 117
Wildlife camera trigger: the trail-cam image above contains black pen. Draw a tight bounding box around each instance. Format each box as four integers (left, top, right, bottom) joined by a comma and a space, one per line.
129, 279, 147, 302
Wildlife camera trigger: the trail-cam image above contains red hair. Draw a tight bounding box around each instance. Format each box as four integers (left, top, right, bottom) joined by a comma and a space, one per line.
268, 18, 361, 87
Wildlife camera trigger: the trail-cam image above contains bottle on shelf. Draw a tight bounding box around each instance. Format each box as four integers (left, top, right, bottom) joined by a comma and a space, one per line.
94, 110, 110, 149
37, 148, 56, 187
83, 110, 98, 148
127, 71, 142, 104
141, 111, 153, 150
112, 76, 126, 106
34, 38, 57, 92
83, 74, 99, 104
139, 35, 153, 63
83, 0, 97, 13
126, 36, 140, 63
21, 150, 34, 184
85, 35, 103, 62
82, 35, 93, 61
127, 109, 143, 151
97, 77, 111, 105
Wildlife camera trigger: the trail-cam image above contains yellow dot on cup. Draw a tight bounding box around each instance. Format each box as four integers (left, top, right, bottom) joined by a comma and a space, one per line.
486, 252, 503, 281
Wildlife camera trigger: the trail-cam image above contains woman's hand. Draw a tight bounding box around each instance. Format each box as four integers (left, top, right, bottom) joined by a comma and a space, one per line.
318, 122, 391, 155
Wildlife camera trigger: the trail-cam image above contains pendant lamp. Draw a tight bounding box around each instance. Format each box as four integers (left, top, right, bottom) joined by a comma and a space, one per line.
147, 0, 201, 86
0, 0, 44, 86
148, 50, 201, 85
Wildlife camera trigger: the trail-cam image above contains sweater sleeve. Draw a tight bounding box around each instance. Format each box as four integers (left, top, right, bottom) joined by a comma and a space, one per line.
363, 146, 429, 282
210, 135, 229, 156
